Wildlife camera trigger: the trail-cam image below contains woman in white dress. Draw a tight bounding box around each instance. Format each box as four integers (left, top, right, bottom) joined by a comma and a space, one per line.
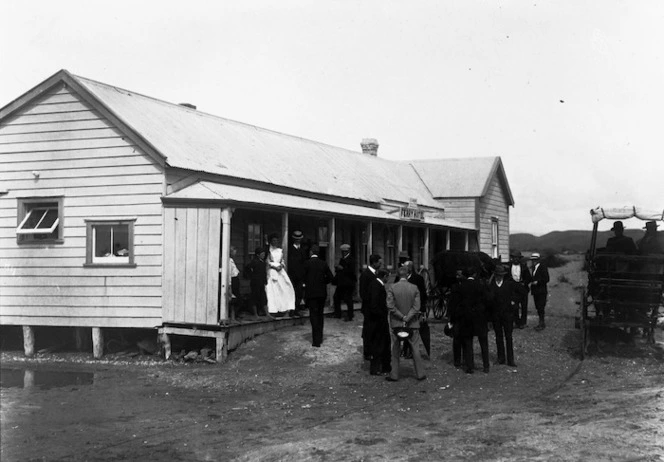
266, 234, 296, 316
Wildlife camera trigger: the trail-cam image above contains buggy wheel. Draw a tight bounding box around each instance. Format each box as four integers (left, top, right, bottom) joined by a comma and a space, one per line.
432, 289, 448, 320
419, 267, 432, 296
580, 289, 588, 360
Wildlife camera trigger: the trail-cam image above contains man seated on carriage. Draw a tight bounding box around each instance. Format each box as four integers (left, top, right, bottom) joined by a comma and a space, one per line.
637, 221, 663, 255
605, 221, 637, 254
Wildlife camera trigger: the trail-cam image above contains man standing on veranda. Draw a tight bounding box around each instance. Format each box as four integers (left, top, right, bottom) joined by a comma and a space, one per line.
386, 266, 426, 382
287, 230, 307, 317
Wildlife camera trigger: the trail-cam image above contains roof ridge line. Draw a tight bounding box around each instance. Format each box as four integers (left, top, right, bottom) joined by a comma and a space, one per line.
73, 73, 370, 158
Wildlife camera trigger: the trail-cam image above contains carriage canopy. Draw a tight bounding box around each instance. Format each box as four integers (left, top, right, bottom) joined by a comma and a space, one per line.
590, 206, 664, 223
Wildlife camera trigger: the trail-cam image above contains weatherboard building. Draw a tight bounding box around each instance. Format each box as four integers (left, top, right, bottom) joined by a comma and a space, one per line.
0, 70, 514, 359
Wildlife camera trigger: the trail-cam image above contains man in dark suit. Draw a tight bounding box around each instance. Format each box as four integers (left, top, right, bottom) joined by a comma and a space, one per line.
333, 244, 356, 321
303, 245, 334, 347
449, 266, 490, 373
367, 269, 391, 375
488, 265, 520, 367
386, 266, 426, 381
605, 221, 637, 254
360, 254, 383, 360
530, 252, 550, 331
287, 230, 307, 316
506, 250, 532, 329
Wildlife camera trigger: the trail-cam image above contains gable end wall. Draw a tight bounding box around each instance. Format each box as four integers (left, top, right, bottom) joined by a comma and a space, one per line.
0, 84, 164, 328
478, 175, 510, 259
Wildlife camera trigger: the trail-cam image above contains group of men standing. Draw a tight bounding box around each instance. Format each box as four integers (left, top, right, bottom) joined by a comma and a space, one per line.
448, 251, 550, 374
360, 255, 428, 382
245, 228, 560, 380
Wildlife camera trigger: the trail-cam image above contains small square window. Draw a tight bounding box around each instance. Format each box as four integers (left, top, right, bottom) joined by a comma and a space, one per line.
85, 219, 136, 266
16, 197, 64, 243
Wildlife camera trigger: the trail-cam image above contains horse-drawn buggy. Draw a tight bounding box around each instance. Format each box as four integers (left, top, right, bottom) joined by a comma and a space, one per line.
578, 206, 664, 359
420, 250, 496, 320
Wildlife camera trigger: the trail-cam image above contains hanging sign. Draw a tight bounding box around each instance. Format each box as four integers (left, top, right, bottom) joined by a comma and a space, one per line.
399, 207, 424, 221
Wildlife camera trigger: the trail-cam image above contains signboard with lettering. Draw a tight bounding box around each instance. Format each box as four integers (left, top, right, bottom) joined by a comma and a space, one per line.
399, 207, 425, 221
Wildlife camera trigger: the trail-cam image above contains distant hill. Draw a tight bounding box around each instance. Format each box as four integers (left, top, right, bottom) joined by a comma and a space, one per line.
511, 229, 646, 254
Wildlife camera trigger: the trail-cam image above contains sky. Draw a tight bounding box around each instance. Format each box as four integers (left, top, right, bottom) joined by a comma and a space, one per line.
1, 1, 663, 236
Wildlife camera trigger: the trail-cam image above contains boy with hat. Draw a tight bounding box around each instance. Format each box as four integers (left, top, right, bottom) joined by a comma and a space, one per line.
530, 252, 550, 331
243, 247, 269, 318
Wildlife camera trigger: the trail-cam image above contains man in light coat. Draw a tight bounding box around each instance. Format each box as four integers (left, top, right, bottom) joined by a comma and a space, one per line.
386, 266, 426, 382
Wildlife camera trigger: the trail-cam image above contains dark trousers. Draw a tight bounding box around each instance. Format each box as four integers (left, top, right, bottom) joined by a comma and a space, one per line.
333, 286, 354, 319
307, 297, 325, 346
462, 334, 490, 372
452, 324, 464, 367
369, 321, 391, 375
533, 292, 547, 317
250, 285, 267, 315
494, 316, 514, 364
292, 278, 304, 311
361, 302, 369, 356
517, 286, 529, 326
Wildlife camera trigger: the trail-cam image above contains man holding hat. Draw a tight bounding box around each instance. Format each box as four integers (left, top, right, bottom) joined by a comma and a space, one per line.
287, 230, 307, 316
489, 265, 519, 366
386, 265, 426, 381
333, 243, 357, 321
638, 221, 663, 255
605, 221, 637, 254
530, 252, 550, 331
506, 250, 532, 329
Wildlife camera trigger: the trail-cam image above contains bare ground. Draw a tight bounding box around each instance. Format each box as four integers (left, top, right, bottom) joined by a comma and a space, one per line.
2, 255, 664, 461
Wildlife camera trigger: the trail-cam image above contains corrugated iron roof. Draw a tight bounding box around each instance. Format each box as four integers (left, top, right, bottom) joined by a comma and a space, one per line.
0, 70, 513, 216
165, 181, 476, 230
74, 75, 442, 208
410, 157, 514, 205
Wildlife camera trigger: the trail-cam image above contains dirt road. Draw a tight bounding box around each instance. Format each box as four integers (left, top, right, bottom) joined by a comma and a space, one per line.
2, 256, 663, 461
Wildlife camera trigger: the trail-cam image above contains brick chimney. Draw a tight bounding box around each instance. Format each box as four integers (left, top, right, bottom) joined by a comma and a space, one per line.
360, 138, 379, 156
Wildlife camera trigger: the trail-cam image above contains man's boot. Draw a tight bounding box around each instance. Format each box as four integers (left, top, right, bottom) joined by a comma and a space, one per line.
535, 314, 545, 331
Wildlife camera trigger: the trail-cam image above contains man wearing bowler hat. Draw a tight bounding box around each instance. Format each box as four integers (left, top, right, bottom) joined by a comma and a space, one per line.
530, 252, 550, 331
605, 221, 637, 254
287, 230, 307, 317
638, 221, 663, 255
489, 265, 519, 366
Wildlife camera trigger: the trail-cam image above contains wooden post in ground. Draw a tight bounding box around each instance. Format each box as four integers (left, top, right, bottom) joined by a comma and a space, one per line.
23, 326, 35, 357
161, 332, 172, 360
216, 333, 227, 362
92, 327, 104, 359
